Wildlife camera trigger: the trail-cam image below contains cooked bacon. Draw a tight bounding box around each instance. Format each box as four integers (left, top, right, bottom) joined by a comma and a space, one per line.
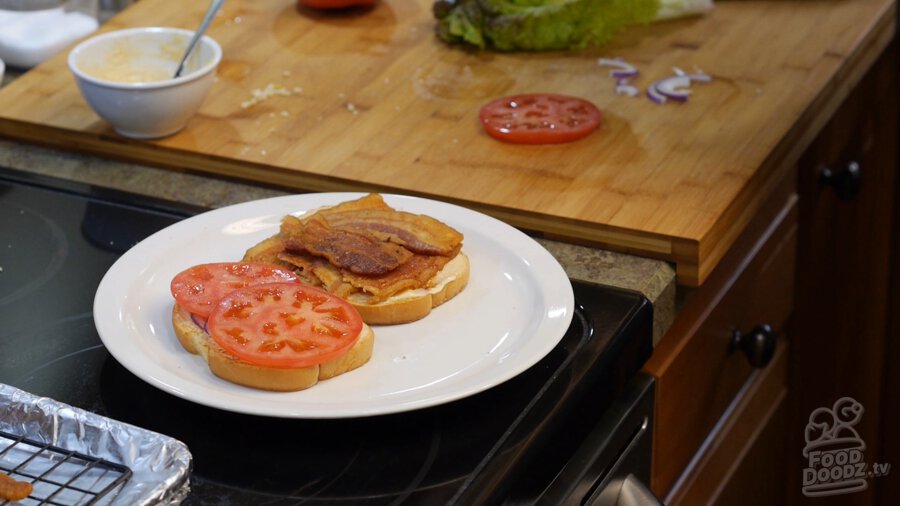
276, 249, 357, 296
274, 249, 325, 288
278, 193, 392, 250
258, 193, 463, 302
279, 215, 307, 252
0, 473, 33, 502
242, 236, 295, 270
298, 218, 413, 276
315, 193, 392, 215
343, 253, 451, 302
320, 209, 463, 257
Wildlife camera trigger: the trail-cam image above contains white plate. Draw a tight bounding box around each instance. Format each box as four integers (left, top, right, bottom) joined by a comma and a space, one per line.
93, 193, 574, 418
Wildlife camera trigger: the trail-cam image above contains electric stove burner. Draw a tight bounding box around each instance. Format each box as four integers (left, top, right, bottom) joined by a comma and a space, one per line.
0, 189, 115, 411
0, 200, 67, 307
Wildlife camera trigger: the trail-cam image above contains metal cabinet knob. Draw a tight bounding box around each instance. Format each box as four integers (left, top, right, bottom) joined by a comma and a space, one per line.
819, 161, 861, 200
730, 324, 776, 368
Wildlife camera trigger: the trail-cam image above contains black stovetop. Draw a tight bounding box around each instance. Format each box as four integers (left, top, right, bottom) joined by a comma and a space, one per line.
0, 167, 652, 505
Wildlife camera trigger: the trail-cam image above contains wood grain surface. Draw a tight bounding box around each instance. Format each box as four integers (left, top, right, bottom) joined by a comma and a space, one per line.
0, 0, 894, 285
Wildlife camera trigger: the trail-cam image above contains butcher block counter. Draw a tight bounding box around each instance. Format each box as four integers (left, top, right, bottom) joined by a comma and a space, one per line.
0, 0, 894, 286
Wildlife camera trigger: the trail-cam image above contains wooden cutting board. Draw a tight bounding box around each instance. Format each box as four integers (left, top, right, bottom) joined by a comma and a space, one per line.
0, 0, 894, 285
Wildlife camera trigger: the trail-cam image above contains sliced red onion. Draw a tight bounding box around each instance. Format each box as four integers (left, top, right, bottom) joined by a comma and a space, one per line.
647, 82, 668, 104
600, 59, 713, 103
191, 313, 209, 333
673, 66, 713, 84
597, 57, 639, 79
612, 69, 639, 79
616, 83, 640, 97
686, 72, 712, 83
649, 75, 693, 103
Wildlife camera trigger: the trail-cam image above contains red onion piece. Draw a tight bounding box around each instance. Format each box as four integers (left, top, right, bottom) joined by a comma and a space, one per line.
612, 69, 639, 79
598, 57, 639, 79
651, 75, 693, 102
686, 72, 712, 83
616, 83, 640, 97
647, 82, 668, 104
673, 67, 713, 83
191, 313, 209, 333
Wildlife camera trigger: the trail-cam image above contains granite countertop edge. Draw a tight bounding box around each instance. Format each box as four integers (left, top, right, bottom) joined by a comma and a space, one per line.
0, 139, 676, 343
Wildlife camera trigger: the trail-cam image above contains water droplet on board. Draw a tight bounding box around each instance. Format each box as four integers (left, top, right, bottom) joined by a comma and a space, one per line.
412, 57, 515, 101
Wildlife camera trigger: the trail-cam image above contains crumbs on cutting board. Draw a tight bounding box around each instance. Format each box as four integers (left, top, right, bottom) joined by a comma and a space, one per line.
240, 79, 359, 115
240, 83, 303, 109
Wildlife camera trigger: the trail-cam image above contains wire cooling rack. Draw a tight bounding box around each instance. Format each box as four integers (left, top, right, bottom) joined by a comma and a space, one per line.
0, 429, 132, 505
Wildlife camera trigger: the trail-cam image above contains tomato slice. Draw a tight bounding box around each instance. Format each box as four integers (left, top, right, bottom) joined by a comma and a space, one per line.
479, 93, 602, 145
170, 262, 299, 318
207, 283, 364, 369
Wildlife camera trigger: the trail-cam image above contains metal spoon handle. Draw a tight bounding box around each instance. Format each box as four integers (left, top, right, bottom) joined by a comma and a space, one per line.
174, 0, 225, 78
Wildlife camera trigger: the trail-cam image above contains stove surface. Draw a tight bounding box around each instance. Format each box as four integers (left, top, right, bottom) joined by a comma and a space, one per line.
0, 167, 652, 504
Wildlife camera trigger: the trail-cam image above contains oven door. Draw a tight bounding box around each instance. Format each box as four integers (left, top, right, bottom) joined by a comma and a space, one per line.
540, 372, 661, 506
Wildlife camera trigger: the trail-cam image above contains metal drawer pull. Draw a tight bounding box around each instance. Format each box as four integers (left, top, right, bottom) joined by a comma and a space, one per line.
819, 161, 861, 200
730, 324, 777, 368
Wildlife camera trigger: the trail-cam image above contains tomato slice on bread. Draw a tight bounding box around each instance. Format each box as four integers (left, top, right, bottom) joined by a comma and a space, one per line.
479, 93, 602, 145
207, 283, 364, 369
170, 262, 299, 318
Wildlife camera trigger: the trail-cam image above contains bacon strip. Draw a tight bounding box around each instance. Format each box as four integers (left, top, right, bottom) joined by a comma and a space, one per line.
321, 209, 463, 257
251, 193, 464, 302
342, 253, 452, 303
299, 218, 413, 276
313, 193, 393, 214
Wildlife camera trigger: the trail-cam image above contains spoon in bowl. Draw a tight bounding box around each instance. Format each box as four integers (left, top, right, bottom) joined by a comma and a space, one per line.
174, 0, 225, 78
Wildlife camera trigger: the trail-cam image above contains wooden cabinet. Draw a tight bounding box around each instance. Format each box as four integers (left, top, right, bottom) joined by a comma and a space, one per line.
646, 31, 897, 506
668, 342, 789, 505
789, 38, 898, 506
643, 171, 798, 499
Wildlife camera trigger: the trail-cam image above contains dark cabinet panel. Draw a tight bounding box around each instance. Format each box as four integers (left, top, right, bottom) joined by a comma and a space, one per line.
789, 39, 897, 506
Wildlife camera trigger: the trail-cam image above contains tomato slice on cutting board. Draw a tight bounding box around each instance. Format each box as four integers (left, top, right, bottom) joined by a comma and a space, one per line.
207, 283, 364, 368
479, 93, 602, 145
170, 262, 299, 318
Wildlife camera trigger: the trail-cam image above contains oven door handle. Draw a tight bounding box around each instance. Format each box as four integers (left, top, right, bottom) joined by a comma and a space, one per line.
539, 373, 660, 506
615, 474, 662, 506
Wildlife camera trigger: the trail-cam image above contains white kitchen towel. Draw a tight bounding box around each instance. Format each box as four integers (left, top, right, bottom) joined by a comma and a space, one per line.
0, 7, 98, 68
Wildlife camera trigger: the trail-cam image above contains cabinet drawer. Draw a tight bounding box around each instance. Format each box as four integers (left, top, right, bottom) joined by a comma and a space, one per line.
666, 341, 788, 505
644, 191, 797, 496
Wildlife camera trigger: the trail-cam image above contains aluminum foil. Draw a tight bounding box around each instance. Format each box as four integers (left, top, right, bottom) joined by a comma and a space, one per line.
0, 384, 192, 505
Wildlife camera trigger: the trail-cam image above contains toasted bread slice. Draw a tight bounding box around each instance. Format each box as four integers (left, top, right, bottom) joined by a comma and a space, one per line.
173, 304, 374, 391
344, 251, 469, 324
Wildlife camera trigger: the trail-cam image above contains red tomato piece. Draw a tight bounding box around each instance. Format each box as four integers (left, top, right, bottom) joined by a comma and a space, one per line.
479, 93, 602, 145
170, 262, 299, 318
207, 283, 364, 369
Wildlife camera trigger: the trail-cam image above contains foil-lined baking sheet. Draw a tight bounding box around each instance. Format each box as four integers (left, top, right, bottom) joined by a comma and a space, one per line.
0, 384, 191, 505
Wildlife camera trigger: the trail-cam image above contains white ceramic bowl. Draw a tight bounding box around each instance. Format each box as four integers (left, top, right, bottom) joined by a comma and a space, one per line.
68, 27, 221, 139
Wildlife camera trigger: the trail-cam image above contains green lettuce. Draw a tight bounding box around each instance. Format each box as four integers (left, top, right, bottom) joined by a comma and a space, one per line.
433, 0, 712, 51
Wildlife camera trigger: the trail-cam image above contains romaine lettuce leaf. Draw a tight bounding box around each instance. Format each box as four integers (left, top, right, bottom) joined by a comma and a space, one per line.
434, 0, 713, 51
